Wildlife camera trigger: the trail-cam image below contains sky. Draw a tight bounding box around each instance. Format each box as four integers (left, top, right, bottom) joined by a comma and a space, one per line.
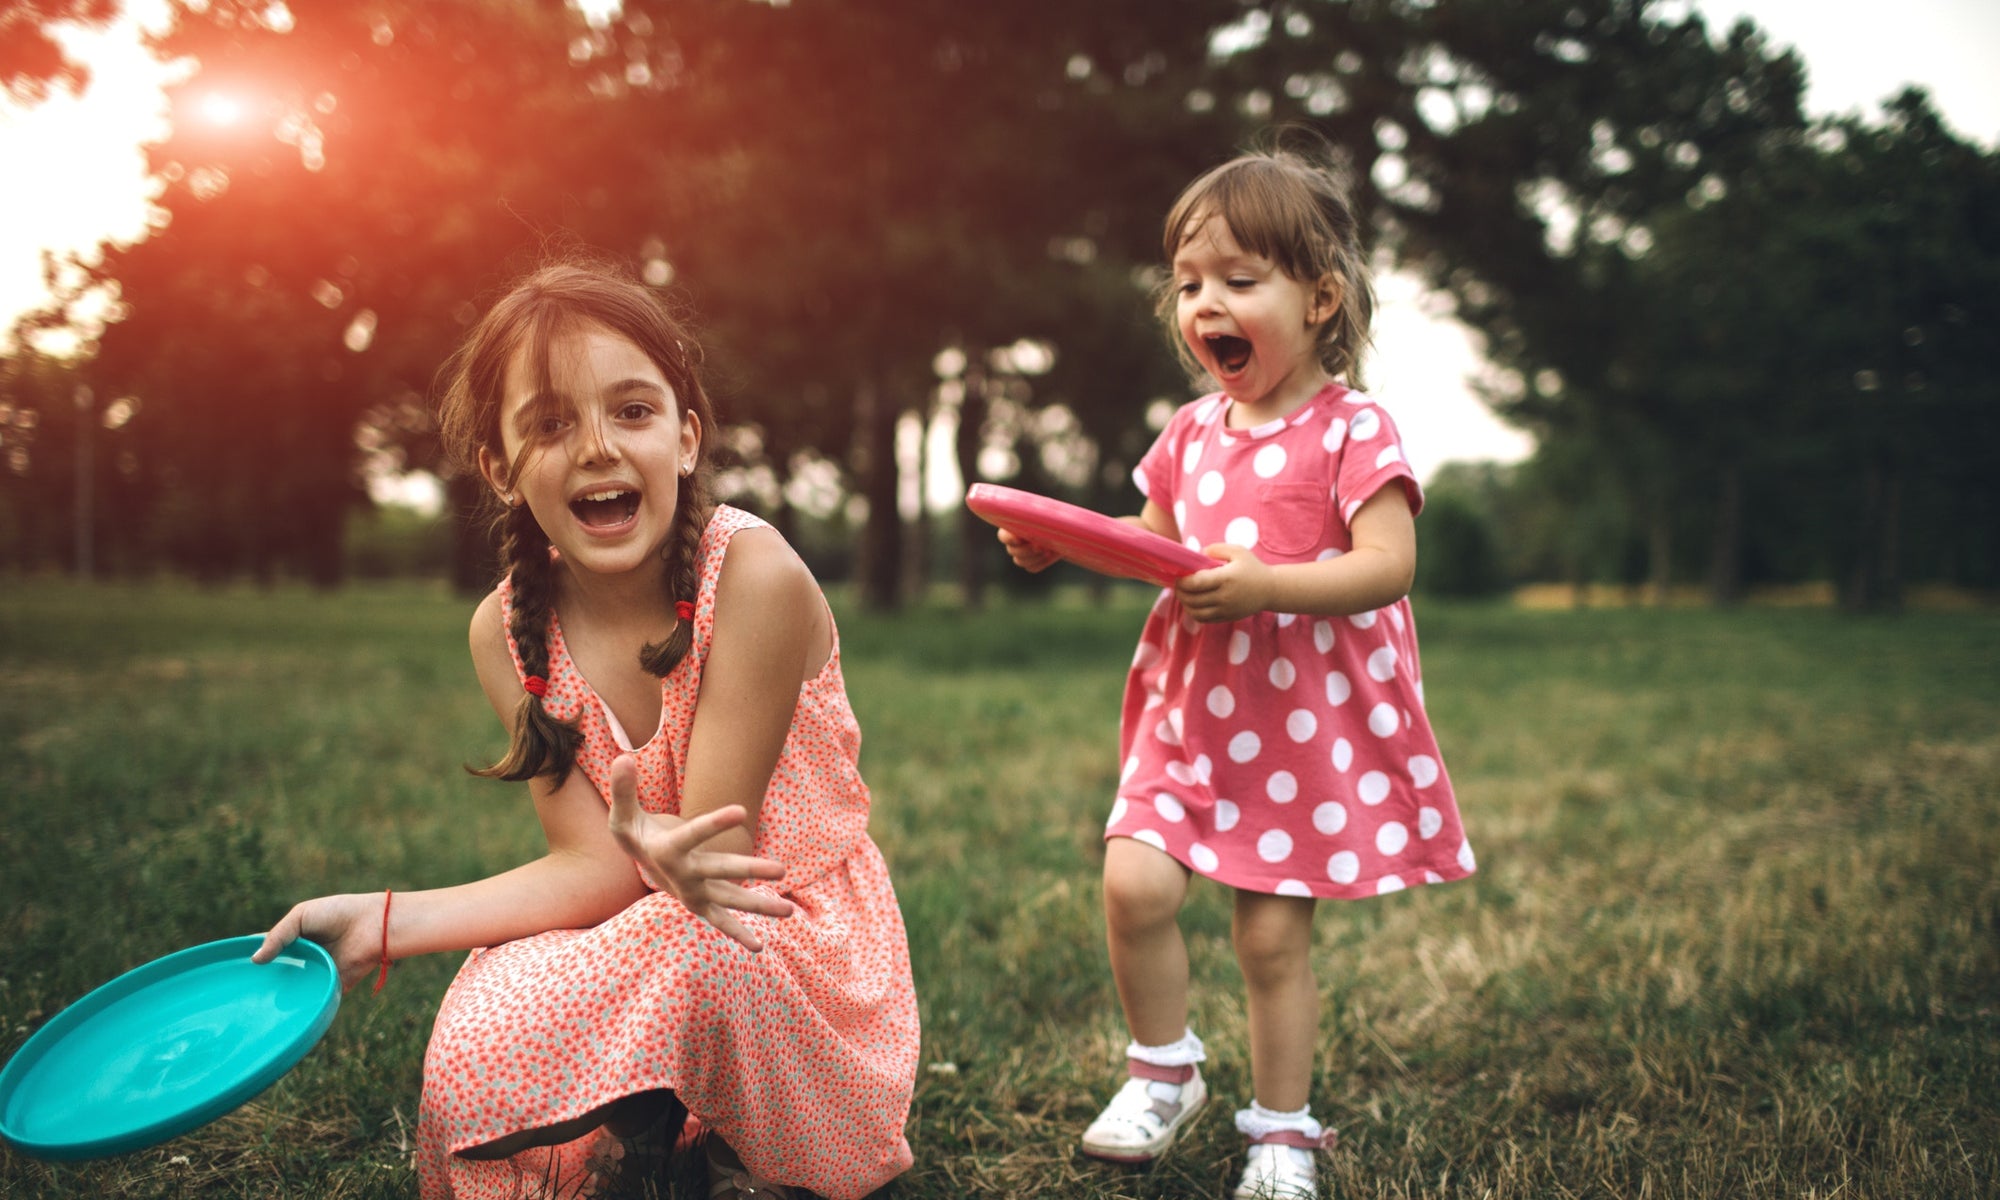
2, 0, 1996, 493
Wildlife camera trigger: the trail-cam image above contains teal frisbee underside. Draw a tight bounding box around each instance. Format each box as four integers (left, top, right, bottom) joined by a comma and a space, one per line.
0, 935, 340, 1160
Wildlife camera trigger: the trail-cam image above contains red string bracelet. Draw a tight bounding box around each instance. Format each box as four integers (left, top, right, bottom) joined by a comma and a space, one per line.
373, 888, 393, 994
523, 675, 549, 698
675, 600, 695, 622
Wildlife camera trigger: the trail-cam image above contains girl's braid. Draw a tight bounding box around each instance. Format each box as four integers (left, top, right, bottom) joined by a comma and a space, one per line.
477, 501, 584, 786
639, 470, 711, 677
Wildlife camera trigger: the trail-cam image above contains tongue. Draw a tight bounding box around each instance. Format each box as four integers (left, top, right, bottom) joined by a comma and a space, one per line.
574, 495, 637, 527
1212, 336, 1251, 373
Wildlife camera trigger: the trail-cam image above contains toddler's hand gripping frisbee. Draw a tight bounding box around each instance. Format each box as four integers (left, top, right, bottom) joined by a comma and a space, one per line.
966, 483, 1214, 588
0, 935, 341, 1160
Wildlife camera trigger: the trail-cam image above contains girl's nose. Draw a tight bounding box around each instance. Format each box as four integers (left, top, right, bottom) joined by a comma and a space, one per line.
574, 416, 619, 467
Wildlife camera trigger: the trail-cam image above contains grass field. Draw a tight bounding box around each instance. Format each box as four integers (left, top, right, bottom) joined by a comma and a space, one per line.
2, 579, 1996, 1199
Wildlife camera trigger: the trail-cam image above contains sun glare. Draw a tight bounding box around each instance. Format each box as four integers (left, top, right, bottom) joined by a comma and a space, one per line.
195, 92, 246, 127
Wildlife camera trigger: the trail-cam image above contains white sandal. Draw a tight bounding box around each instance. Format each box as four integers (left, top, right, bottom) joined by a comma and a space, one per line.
1231, 1125, 1338, 1200
1079, 1059, 1208, 1163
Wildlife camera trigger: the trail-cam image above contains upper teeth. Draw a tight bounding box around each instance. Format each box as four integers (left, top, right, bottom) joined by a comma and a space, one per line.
580, 489, 629, 502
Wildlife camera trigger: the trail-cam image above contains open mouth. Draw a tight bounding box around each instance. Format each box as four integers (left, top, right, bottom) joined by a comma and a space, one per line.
1205, 334, 1252, 374
570, 488, 640, 528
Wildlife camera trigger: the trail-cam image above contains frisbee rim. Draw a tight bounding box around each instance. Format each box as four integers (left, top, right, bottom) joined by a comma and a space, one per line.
966, 483, 1214, 588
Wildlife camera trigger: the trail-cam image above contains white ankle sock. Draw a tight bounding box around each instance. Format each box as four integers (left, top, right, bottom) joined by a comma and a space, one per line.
1125, 1028, 1206, 1068
1235, 1100, 1323, 1140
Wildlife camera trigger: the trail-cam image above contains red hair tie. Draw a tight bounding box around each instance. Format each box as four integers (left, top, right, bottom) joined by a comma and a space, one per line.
675, 601, 695, 621
523, 675, 550, 698
373, 889, 393, 994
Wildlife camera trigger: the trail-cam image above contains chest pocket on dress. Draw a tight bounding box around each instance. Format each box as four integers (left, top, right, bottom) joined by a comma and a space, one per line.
1256, 481, 1331, 557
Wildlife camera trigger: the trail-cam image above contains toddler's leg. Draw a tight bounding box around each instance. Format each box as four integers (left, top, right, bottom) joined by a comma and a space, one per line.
1230, 890, 1331, 1200
1102, 835, 1193, 1043
1081, 837, 1207, 1163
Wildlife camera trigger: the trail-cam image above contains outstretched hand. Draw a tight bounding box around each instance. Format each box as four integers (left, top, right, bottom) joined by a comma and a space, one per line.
604, 754, 794, 952
997, 527, 1061, 573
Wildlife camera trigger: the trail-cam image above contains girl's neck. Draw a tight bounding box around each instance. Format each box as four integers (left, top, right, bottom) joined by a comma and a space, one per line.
1223, 368, 1337, 430
554, 556, 675, 634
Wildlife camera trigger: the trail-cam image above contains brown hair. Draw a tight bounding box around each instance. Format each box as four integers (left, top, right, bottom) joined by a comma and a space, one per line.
437, 259, 717, 786
1157, 129, 1377, 391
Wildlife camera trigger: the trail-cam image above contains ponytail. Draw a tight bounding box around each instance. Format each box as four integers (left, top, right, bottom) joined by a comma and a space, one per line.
473, 503, 586, 787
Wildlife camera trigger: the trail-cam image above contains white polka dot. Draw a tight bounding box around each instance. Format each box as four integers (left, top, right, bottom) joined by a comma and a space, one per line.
1367, 703, 1399, 738
1134, 829, 1167, 852
1153, 793, 1186, 822
1192, 754, 1213, 784
1275, 613, 1296, 628
1225, 516, 1259, 548
1228, 630, 1251, 664
1458, 840, 1477, 872
1121, 756, 1140, 784
1133, 466, 1151, 496
1181, 442, 1201, 474
1269, 657, 1297, 690
1206, 686, 1236, 718
1173, 500, 1188, 531
1189, 843, 1220, 873
1165, 759, 1195, 786
1253, 444, 1288, 478
1350, 407, 1381, 441
1418, 806, 1443, 839
1185, 536, 1202, 552
1374, 444, 1404, 470
1324, 671, 1351, 706
1169, 707, 1185, 740
1154, 717, 1181, 746
1132, 640, 1160, 670
1358, 770, 1391, 805
1389, 606, 1405, 633
1228, 730, 1262, 762
1327, 851, 1360, 884
1367, 645, 1398, 682
1313, 621, 1335, 654
1275, 879, 1313, 897
1423, 869, 1444, 884
1377, 875, 1407, 895
1332, 737, 1354, 771
1409, 755, 1439, 788
1182, 660, 1197, 688
1312, 801, 1347, 834
1322, 417, 1348, 453
1316, 546, 1345, 562
1108, 797, 1129, 827
1215, 800, 1240, 831
1196, 470, 1226, 506
1286, 709, 1318, 742
1257, 829, 1293, 862
1349, 609, 1378, 630
1266, 771, 1298, 803
1144, 693, 1163, 711
1376, 821, 1409, 855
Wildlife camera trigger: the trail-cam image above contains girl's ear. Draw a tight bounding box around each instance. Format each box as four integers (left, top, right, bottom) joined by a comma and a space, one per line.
678, 407, 703, 476
1307, 274, 1344, 328
477, 446, 515, 506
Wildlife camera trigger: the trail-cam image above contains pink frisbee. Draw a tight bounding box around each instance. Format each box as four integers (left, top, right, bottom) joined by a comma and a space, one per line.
966, 483, 1214, 589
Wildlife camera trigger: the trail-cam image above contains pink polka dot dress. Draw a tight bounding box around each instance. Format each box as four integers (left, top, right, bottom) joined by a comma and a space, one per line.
1110, 386, 1476, 899
413, 506, 918, 1200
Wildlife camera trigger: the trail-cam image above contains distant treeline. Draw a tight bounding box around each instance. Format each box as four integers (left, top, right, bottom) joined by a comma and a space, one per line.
2, 0, 1993, 611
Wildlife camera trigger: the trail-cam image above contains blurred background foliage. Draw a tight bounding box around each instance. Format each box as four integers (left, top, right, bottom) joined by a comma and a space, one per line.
1, 0, 1995, 612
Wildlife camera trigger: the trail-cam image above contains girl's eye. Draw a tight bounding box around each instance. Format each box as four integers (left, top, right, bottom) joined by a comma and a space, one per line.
618, 402, 653, 421
1228, 277, 1256, 289
1178, 281, 1200, 296
535, 417, 568, 437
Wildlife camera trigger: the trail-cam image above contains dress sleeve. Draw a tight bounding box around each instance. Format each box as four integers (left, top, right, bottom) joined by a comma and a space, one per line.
1133, 395, 1215, 516
1333, 398, 1423, 524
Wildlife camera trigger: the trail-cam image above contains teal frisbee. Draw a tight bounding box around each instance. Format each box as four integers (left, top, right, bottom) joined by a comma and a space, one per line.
0, 935, 340, 1160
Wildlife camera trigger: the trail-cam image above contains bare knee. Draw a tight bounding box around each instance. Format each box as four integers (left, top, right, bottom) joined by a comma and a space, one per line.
1103, 838, 1189, 934
1232, 894, 1314, 988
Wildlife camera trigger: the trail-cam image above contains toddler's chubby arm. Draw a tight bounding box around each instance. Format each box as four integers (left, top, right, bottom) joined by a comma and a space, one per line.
1176, 486, 1416, 623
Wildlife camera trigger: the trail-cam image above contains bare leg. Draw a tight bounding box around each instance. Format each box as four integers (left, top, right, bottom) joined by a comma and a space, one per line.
1232, 890, 1318, 1111
456, 1089, 676, 1161
1103, 836, 1193, 1046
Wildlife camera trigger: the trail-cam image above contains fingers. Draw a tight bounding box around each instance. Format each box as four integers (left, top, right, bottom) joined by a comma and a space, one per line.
997, 528, 1058, 573
605, 753, 642, 841
250, 910, 300, 964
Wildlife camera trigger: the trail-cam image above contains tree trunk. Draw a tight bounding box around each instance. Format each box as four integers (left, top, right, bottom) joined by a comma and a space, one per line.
1646, 502, 1673, 606
954, 373, 990, 610
1706, 461, 1744, 607
854, 379, 903, 613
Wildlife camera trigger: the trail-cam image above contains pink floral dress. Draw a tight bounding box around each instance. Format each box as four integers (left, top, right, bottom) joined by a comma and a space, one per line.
414, 506, 918, 1200
1109, 386, 1476, 898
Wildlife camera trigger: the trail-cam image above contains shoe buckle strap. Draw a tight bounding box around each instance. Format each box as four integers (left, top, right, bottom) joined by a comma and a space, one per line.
1249, 1127, 1339, 1152
1127, 1059, 1197, 1084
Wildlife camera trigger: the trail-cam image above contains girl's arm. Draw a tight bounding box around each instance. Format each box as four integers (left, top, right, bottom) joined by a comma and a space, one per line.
1174, 485, 1417, 623
605, 526, 821, 949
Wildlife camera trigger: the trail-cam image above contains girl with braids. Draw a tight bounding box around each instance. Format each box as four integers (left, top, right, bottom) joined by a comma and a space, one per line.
999, 132, 1473, 1200
254, 259, 918, 1200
